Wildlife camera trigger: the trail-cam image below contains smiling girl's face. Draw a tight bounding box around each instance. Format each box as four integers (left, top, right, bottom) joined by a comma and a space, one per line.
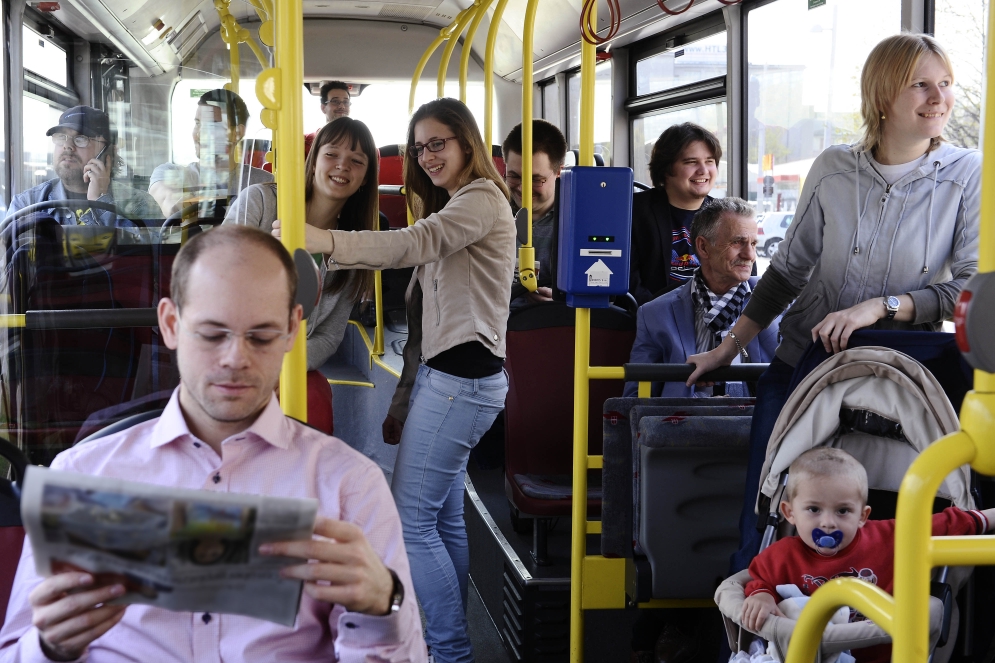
414, 117, 467, 197
885, 52, 955, 148
312, 138, 370, 203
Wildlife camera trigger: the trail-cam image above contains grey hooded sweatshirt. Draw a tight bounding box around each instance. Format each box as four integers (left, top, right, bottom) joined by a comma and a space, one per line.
744, 142, 981, 367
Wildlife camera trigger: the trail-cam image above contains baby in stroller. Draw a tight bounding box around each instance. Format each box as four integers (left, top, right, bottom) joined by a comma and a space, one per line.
740, 447, 995, 661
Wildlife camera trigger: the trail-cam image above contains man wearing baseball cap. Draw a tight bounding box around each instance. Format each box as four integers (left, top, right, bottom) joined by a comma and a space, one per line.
5, 106, 158, 225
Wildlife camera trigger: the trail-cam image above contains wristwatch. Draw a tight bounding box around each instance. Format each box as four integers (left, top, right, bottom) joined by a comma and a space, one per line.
884, 296, 901, 321
384, 568, 404, 615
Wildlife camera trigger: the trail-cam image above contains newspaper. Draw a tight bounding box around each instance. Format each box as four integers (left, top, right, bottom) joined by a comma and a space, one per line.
21, 466, 318, 626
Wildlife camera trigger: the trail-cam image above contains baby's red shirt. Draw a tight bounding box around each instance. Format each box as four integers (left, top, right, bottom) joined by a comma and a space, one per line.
744, 507, 986, 663
745, 507, 986, 599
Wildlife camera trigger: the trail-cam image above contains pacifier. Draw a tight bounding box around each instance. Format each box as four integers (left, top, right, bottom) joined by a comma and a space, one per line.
812, 528, 844, 556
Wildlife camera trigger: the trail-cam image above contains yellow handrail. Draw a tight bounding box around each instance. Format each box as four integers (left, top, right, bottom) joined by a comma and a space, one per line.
570, 4, 599, 661
409, 32, 447, 114
786, 5, 995, 659
459, 0, 493, 103
437, 4, 479, 98
268, 0, 308, 420
516, 0, 541, 295
483, 0, 511, 147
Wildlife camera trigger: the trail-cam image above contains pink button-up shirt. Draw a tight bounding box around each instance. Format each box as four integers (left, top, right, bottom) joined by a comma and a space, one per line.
0, 391, 427, 663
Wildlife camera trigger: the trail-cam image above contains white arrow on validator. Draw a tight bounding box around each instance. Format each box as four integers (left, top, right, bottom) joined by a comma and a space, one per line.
585, 259, 612, 287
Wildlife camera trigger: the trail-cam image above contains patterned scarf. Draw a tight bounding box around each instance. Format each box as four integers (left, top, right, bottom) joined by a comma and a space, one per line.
690, 270, 751, 354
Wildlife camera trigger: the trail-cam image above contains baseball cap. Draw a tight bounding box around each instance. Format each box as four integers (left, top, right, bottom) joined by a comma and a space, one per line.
46, 106, 114, 143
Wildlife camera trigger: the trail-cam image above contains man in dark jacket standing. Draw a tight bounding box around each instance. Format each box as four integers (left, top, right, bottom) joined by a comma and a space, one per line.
629, 123, 722, 305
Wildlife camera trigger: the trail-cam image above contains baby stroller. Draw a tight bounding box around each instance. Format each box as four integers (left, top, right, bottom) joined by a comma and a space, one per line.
715, 346, 974, 663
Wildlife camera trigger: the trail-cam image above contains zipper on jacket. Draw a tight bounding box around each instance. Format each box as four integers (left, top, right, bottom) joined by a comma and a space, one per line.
434, 279, 441, 325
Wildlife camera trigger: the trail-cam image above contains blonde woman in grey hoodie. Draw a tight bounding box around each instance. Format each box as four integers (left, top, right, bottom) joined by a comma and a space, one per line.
687, 33, 980, 574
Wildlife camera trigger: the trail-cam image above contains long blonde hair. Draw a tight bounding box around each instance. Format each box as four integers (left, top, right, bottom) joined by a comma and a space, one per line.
403, 98, 509, 217
857, 33, 955, 155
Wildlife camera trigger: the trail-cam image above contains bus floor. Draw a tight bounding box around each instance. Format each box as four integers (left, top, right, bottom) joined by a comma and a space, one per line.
465, 463, 649, 662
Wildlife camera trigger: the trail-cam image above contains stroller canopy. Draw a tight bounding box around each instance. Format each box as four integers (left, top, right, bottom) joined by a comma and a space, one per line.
757, 346, 972, 514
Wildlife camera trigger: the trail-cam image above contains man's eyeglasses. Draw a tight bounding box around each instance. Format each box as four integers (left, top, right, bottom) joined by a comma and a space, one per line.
323, 98, 351, 108
52, 133, 106, 149
181, 322, 292, 353
505, 174, 550, 188
407, 137, 459, 159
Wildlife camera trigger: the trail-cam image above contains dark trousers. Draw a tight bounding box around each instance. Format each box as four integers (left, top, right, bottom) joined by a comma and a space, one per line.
728, 357, 795, 575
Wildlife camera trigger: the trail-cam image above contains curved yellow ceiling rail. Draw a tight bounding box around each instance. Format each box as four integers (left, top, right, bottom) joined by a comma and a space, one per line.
437, 3, 479, 98
482, 0, 511, 147
459, 0, 494, 103
409, 32, 447, 114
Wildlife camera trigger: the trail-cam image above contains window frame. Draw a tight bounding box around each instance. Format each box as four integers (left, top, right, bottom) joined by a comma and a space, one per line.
21, 9, 77, 109
626, 11, 728, 183
628, 12, 726, 101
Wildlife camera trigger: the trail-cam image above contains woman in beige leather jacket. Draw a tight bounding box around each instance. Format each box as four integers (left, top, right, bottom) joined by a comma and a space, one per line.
279, 98, 515, 663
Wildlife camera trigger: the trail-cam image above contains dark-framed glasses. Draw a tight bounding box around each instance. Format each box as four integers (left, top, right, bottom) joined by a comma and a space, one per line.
52, 133, 105, 149
505, 174, 550, 187
181, 322, 292, 353
407, 137, 459, 159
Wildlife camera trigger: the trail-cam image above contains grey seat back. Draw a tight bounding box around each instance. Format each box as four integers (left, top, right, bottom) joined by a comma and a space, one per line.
638, 415, 752, 599
601, 397, 752, 558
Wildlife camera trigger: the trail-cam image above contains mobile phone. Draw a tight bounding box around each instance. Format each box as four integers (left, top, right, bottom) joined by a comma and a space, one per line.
85, 143, 110, 183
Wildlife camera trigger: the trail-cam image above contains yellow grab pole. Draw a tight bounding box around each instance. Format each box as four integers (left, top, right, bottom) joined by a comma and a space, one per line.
570, 308, 591, 663
373, 271, 385, 356
437, 5, 478, 98
973, 0, 995, 395
483, 0, 511, 147
244, 36, 268, 69
579, 13, 596, 167
516, 0, 541, 294
410, 32, 447, 114
571, 7, 598, 663
270, 0, 308, 420
459, 0, 493, 103
785, 579, 895, 663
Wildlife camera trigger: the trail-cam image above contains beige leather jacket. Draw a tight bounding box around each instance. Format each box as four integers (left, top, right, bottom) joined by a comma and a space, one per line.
327, 178, 516, 420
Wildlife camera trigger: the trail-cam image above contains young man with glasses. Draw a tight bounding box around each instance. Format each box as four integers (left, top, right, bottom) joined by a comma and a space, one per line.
5, 106, 158, 225
502, 119, 567, 306
0, 226, 426, 662
304, 81, 352, 158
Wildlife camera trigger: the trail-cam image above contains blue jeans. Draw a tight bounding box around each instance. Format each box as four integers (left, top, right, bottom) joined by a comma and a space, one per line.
728, 357, 795, 575
391, 365, 508, 663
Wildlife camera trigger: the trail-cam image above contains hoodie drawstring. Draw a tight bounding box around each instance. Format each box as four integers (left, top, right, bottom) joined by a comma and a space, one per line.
923, 160, 940, 275
853, 149, 863, 254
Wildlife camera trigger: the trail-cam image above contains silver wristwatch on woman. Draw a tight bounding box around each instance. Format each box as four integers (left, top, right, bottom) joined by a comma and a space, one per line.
883, 296, 901, 321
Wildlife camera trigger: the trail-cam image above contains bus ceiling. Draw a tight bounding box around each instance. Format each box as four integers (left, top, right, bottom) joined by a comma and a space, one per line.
28, 0, 734, 83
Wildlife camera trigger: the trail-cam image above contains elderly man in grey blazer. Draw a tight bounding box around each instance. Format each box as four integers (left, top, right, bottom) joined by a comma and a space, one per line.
624, 197, 780, 397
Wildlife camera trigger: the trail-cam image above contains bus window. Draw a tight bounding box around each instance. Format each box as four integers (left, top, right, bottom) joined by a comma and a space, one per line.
567, 61, 612, 164
934, 0, 987, 149
541, 77, 562, 131
635, 31, 726, 97
631, 101, 728, 195
746, 0, 900, 213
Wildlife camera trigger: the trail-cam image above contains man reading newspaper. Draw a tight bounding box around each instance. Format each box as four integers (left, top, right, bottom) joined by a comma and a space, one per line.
0, 226, 426, 662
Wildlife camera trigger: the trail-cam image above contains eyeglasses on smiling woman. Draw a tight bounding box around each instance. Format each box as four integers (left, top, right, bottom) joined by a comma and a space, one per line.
407, 136, 459, 159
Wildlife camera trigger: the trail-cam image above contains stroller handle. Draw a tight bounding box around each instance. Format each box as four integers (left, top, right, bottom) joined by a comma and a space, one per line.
623, 363, 769, 384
